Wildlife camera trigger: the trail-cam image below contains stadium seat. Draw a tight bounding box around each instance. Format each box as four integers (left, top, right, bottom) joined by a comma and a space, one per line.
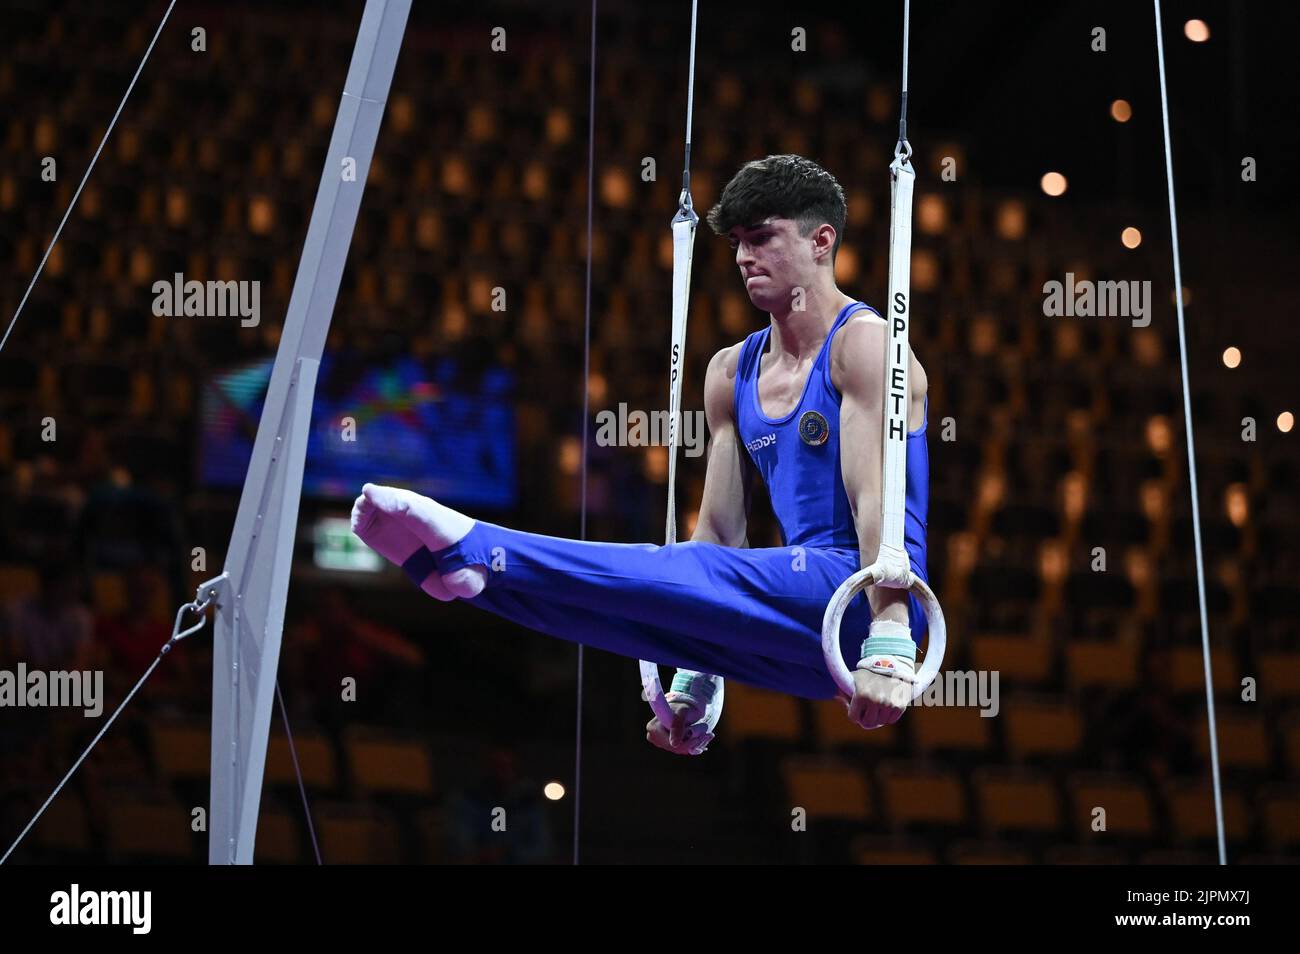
972, 767, 1062, 836
1003, 695, 1083, 760
1066, 640, 1139, 690
1163, 779, 1250, 843
779, 756, 871, 822
1166, 646, 1238, 696
910, 701, 994, 754
106, 797, 196, 861
343, 728, 435, 797
265, 731, 338, 791
877, 761, 967, 828
1193, 712, 1270, 771
151, 720, 209, 780
970, 632, 1053, 687
1066, 772, 1154, 838
0, 563, 38, 601
254, 808, 303, 864
316, 804, 401, 864
91, 571, 128, 616
1258, 652, 1300, 701
723, 682, 802, 744
1260, 786, 1300, 847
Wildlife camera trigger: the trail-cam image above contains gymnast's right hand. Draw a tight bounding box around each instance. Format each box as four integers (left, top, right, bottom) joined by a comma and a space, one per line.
645, 691, 707, 756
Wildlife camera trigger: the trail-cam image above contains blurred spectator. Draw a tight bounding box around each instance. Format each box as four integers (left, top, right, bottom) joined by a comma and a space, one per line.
93, 561, 196, 700
292, 588, 426, 725
0, 559, 94, 671
1091, 649, 1198, 778
442, 747, 556, 864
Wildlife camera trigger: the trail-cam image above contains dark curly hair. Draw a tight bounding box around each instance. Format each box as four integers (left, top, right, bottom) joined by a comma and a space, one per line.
705, 154, 848, 262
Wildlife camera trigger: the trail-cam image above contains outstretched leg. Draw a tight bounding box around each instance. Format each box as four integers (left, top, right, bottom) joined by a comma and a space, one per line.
353, 484, 928, 701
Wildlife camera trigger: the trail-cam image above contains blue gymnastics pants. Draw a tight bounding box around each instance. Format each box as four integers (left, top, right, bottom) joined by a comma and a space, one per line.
404, 520, 928, 701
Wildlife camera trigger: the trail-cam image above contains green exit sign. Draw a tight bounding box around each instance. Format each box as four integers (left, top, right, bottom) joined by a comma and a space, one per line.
313, 516, 383, 572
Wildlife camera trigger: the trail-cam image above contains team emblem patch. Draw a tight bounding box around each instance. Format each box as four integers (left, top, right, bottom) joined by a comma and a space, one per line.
798, 410, 830, 446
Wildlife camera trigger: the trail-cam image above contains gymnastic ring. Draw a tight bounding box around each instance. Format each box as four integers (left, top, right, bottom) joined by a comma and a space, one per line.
820, 563, 947, 703
639, 660, 725, 756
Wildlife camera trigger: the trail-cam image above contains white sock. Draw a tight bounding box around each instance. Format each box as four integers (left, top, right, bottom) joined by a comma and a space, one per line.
351, 484, 484, 600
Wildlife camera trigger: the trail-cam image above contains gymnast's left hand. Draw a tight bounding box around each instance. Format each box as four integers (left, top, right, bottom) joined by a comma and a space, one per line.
645, 692, 707, 755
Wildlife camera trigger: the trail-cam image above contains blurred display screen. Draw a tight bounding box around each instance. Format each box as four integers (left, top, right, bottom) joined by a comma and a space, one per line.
199, 353, 516, 508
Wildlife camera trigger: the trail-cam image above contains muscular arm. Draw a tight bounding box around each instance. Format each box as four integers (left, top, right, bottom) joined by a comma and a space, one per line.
690, 345, 753, 548
834, 314, 919, 630
655, 346, 750, 732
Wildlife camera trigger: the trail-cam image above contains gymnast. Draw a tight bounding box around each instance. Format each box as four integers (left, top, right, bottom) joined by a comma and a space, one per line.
351, 155, 930, 755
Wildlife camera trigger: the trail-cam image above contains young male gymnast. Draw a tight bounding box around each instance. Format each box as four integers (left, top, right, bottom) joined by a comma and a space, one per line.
351, 155, 930, 754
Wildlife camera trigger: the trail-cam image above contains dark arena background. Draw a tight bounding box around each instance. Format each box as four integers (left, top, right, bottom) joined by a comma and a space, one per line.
0, 0, 1297, 874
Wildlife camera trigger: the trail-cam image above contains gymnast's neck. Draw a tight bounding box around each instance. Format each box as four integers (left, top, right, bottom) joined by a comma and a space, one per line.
765, 284, 859, 362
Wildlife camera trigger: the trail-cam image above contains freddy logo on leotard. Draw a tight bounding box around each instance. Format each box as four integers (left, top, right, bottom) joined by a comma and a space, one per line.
745, 432, 777, 454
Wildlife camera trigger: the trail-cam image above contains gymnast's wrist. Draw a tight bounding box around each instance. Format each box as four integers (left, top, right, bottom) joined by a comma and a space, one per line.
859, 619, 917, 667
670, 669, 719, 707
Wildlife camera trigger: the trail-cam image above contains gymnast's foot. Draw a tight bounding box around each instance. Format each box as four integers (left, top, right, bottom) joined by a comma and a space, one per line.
351, 483, 486, 599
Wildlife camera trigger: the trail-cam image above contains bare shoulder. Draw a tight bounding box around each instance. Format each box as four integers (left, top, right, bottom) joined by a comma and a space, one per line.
830, 309, 928, 398
829, 311, 886, 394
703, 341, 746, 424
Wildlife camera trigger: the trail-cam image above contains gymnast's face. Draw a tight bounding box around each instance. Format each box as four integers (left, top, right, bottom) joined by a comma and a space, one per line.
728, 216, 831, 311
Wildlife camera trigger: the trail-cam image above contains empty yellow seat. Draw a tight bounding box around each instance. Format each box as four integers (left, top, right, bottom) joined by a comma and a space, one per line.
91, 571, 127, 616
254, 808, 302, 864
1258, 652, 1300, 699
107, 800, 194, 859
1067, 640, 1139, 690
266, 732, 338, 790
1067, 773, 1153, 837
151, 721, 209, 780
1194, 713, 1270, 770
973, 768, 1061, 834
912, 703, 993, 753
1004, 696, 1082, 759
723, 682, 801, 743
317, 806, 400, 863
1167, 646, 1237, 695
878, 762, 966, 827
1261, 787, 1300, 846
1164, 780, 1249, 842
0, 563, 39, 601
971, 633, 1053, 687
780, 756, 871, 821
344, 730, 434, 796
